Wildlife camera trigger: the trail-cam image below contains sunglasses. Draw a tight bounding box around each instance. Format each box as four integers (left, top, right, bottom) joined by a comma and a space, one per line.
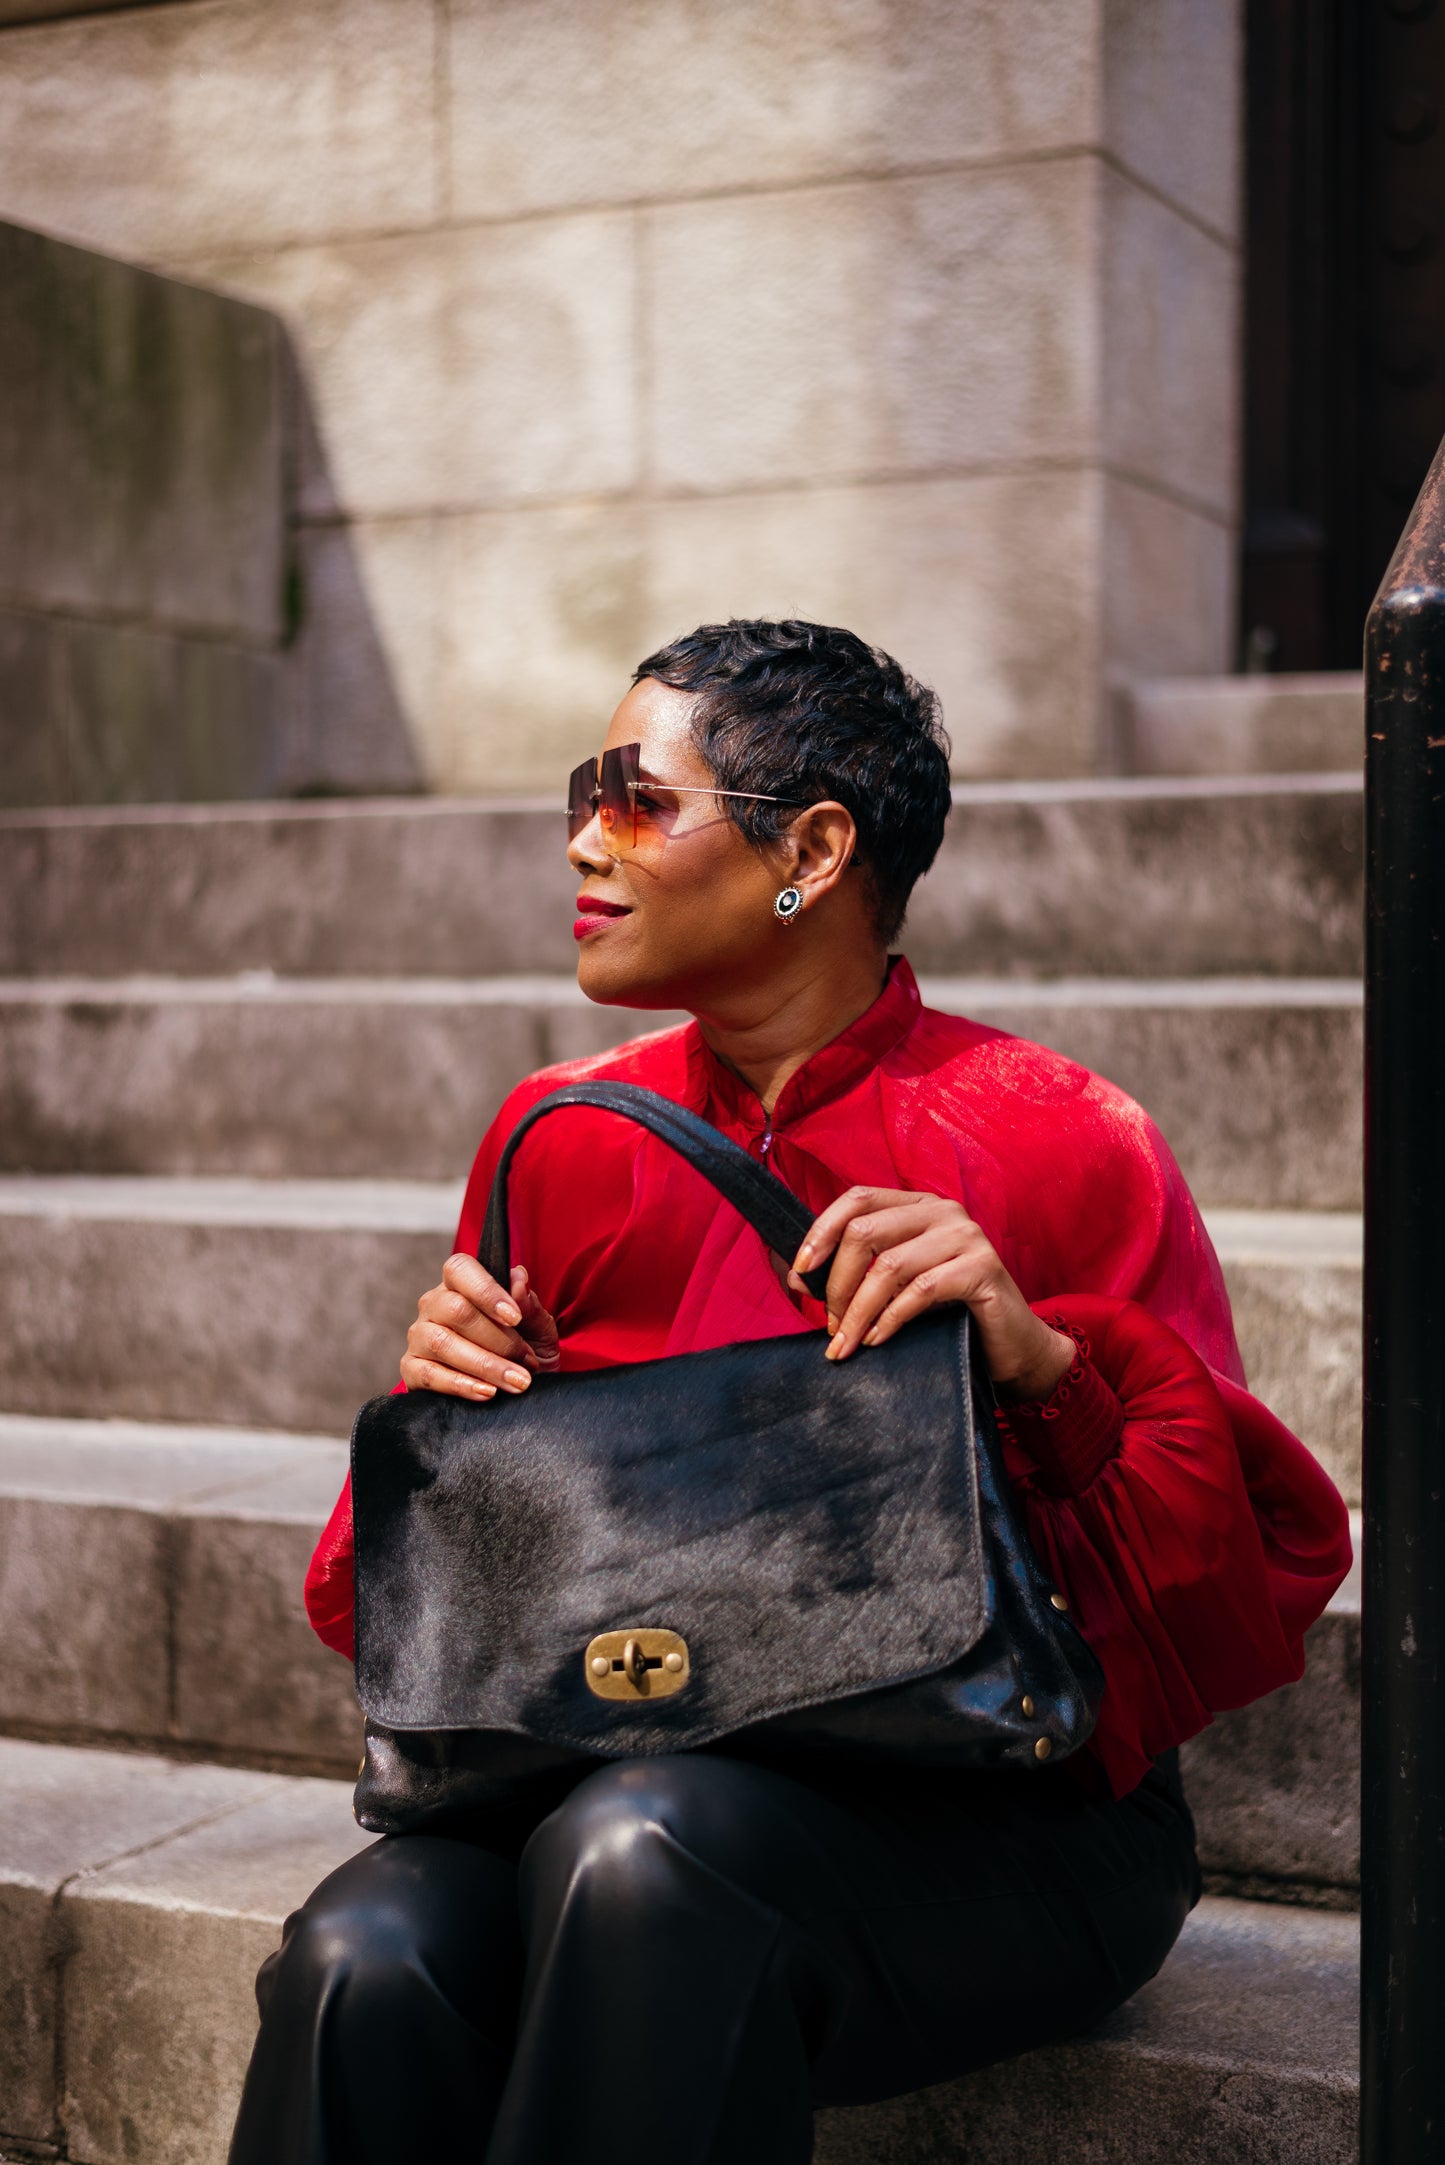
566, 742, 801, 860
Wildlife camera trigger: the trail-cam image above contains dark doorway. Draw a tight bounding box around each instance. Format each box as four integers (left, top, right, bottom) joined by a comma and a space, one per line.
1242, 0, 1445, 671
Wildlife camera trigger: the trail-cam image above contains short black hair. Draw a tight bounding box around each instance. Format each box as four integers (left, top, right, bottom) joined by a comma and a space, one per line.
632, 619, 951, 943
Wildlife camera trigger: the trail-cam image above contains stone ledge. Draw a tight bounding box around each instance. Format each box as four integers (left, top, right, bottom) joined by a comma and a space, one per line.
0, 780, 1364, 980
0, 1204, 441, 1430
0, 980, 1361, 1207
0, 1734, 1360, 2165
0, 219, 284, 642
1124, 673, 1364, 776
0, 1415, 357, 1772
0, 1190, 1364, 1482
0, 1423, 1362, 1898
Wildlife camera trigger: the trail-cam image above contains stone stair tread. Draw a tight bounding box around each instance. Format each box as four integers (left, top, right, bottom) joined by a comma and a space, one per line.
0, 970, 1363, 1001
0, 985, 1362, 1204
1123, 673, 1363, 778
1079, 1896, 1356, 2076
0, 970, 650, 1003
0, 1190, 1362, 1487
0, 1421, 1362, 1897
0, 1173, 1362, 1240
0, 1170, 462, 1227
0, 1421, 359, 1769
1204, 1208, 1362, 1265
1330, 1518, 1362, 1611
926, 975, 1361, 1005
0, 1734, 288, 1896
0, 1201, 443, 1433
0, 1735, 366, 2160
0, 772, 1363, 827
0, 776, 1365, 983
950, 770, 1362, 802
0, 1410, 345, 1515
0, 1734, 1358, 2165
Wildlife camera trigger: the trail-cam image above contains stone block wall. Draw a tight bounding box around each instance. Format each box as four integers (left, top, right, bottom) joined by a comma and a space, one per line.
0, 218, 290, 806
0, 0, 1242, 789
0, 217, 421, 806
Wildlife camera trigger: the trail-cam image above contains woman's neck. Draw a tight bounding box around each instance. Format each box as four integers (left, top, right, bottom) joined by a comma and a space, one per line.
695, 949, 890, 1118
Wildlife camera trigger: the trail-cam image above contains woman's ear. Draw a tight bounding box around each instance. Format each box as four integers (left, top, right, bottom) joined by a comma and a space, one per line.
783, 800, 857, 904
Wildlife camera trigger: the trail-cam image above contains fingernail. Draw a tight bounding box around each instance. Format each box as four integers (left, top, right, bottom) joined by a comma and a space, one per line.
475, 1382, 496, 1399
503, 1368, 531, 1391
863, 1327, 880, 1346
496, 1300, 522, 1325
796, 1242, 814, 1265
826, 1332, 845, 1360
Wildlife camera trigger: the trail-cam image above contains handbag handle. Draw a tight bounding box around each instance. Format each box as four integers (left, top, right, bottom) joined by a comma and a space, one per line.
478, 1081, 834, 1303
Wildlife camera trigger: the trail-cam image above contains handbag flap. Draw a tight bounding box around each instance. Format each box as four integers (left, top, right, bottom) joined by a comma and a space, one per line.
352, 1309, 991, 1754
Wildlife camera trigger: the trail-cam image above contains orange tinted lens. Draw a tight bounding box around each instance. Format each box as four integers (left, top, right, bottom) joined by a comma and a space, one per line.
598, 744, 642, 853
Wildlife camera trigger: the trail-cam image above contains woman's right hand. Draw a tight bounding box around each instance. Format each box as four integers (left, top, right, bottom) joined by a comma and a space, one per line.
400, 1255, 561, 1400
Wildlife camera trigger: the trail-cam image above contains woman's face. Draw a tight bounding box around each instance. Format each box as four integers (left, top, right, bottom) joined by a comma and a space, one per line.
567, 678, 808, 1014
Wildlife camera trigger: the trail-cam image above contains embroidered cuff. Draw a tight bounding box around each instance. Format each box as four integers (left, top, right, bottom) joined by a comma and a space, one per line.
997, 1318, 1125, 1498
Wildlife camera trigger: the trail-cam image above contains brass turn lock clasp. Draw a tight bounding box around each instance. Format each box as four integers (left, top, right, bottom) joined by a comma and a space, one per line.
584, 1627, 690, 1700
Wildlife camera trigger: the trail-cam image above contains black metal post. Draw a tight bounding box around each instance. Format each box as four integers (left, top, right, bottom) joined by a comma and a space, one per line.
1363, 436, 1445, 2162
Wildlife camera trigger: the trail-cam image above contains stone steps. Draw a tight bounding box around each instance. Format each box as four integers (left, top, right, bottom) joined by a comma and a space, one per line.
0, 1732, 1357, 2165
0, 1414, 358, 1773
0, 774, 1363, 980
1184, 1581, 1361, 1907
819, 1894, 1357, 2164
1122, 673, 1363, 777
1208, 1210, 1362, 1509
0, 1413, 1362, 1902
0, 1180, 1363, 1500
0, 776, 1365, 2160
0, 1173, 455, 1434
0, 971, 1362, 1208
0, 1735, 369, 2165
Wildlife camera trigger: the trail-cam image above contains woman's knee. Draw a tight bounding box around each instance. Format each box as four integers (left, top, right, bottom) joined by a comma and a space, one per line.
260, 1834, 519, 2026
521, 1756, 788, 1917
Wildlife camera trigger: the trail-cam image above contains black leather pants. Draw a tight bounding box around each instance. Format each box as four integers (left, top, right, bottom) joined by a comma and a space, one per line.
229, 1750, 1199, 2165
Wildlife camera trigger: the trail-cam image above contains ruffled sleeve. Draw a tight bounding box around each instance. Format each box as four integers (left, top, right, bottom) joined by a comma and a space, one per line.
1000, 1294, 1351, 1798
995, 1315, 1126, 1495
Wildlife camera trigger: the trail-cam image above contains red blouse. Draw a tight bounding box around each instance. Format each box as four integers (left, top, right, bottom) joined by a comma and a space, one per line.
307, 957, 1351, 1798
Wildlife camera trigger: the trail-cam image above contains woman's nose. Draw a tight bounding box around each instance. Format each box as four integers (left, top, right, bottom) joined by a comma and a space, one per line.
567, 816, 612, 874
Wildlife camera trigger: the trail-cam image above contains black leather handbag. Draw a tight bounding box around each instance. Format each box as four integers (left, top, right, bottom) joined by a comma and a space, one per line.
351, 1082, 1104, 1834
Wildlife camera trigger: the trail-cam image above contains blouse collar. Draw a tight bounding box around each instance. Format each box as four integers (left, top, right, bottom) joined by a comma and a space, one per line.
683, 955, 922, 1135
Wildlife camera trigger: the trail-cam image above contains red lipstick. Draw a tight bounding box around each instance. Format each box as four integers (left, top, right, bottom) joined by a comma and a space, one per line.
574, 895, 631, 941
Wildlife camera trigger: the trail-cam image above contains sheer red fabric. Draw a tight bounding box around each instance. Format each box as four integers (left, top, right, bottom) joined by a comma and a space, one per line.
307, 958, 1351, 1797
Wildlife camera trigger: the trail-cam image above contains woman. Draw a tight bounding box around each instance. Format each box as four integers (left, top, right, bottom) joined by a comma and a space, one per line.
232, 620, 1350, 2165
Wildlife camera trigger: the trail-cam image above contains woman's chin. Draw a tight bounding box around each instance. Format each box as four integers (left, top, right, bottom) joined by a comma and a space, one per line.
576, 945, 680, 1011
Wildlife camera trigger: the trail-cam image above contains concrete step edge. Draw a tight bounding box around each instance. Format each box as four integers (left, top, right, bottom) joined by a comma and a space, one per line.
1204, 1208, 1362, 1267
0, 1171, 463, 1229
0, 1733, 1359, 2165
0, 778, 1368, 986
0, 1414, 1362, 1900
0, 772, 1366, 834
0, 971, 1365, 1005
0, 1176, 1363, 1258
0, 1407, 1363, 1584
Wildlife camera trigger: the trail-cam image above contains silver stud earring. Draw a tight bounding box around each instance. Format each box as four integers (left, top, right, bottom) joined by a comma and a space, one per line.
773, 884, 803, 926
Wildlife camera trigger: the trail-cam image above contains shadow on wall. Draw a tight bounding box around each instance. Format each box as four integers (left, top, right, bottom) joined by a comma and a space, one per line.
0, 216, 421, 808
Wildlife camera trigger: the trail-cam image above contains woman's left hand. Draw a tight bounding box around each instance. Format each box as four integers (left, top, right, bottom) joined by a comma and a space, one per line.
789, 1187, 1074, 1402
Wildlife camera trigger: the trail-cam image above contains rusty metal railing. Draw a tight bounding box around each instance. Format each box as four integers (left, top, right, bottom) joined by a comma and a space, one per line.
1363, 435, 1445, 2161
